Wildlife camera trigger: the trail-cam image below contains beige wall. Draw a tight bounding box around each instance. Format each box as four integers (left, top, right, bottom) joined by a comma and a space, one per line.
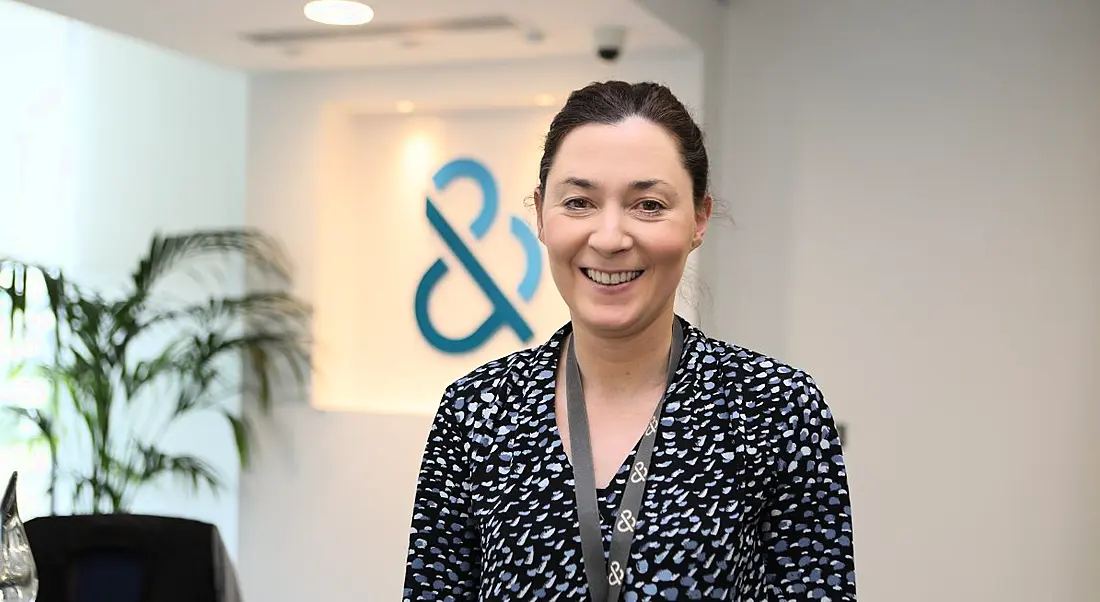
702, 1, 1100, 600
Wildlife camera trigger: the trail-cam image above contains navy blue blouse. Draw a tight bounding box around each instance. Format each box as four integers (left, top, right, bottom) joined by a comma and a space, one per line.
403, 316, 857, 600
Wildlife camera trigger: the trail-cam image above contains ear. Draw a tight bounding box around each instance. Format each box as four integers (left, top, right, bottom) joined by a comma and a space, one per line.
692, 194, 713, 250
534, 188, 545, 242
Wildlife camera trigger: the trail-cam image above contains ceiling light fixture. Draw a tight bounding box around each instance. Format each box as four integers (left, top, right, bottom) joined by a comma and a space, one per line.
396, 100, 415, 113
304, 1, 374, 26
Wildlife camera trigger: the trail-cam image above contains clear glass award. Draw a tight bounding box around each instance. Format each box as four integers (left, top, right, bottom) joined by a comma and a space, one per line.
0, 472, 38, 602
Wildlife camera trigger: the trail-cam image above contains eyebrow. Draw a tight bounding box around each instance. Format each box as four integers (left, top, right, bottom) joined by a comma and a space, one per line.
559, 177, 672, 191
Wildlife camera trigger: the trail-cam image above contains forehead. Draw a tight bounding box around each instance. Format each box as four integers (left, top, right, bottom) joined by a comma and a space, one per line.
548, 117, 688, 189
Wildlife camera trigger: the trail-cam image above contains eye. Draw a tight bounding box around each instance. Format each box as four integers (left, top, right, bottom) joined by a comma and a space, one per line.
637, 199, 666, 214
563, 197, 592, 210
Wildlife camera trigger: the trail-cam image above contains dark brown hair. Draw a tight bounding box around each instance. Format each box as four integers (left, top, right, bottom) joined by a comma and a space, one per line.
538, 81, 710, 209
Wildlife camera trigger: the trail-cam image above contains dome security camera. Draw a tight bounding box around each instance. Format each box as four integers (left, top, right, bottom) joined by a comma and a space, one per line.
593, 25, 627, 62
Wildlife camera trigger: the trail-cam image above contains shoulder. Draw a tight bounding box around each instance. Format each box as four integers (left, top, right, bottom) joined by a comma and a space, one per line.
444, 345, 540, 403
687, 325, 842, 463
684, 321, 831, 426
435, 322, 570, 431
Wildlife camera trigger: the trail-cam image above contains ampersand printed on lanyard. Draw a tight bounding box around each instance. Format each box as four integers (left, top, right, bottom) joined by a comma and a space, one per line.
607, 561, 626, 587
414, 157, 543, 354
614, 510, 637, 533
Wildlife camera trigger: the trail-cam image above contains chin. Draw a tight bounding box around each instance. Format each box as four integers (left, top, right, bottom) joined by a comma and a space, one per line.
572, 305, 646, 336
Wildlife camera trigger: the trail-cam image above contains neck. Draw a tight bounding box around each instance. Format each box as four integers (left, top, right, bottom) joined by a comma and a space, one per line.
568, 312, 678, 405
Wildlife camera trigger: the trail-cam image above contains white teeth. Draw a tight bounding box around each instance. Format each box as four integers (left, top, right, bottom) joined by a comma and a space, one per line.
583, 269, 643, 285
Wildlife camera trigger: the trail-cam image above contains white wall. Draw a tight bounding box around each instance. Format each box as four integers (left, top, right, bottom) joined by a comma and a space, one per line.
66, 24, 249, 558
0, 0, 249, 556
701, 1, 1100, 600
0, 0, 74, 522
240, 52, 703, 601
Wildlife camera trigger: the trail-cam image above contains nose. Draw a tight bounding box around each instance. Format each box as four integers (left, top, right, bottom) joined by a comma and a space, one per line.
588, 208, 632, 256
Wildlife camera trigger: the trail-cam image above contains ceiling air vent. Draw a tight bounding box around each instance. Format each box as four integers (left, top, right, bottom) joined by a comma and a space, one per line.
241, 14, 517, 45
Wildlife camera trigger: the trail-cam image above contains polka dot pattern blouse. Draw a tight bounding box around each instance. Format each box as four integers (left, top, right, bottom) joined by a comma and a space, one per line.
403, 316, 857, 600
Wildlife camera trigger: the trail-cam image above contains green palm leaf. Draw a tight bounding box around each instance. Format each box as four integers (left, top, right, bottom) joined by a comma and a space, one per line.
131, 229, 291, 293
1, 228, 310, 513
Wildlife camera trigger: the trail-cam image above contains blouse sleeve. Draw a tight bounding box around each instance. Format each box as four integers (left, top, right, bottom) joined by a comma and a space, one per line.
763, 375, 858, 600
402, 386, 482, 601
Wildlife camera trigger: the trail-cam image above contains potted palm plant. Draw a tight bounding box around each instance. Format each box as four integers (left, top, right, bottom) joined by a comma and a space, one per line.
0, 229, 310, 514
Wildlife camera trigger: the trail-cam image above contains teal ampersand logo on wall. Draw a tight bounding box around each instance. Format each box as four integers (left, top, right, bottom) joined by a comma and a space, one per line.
414, 157, 543, 354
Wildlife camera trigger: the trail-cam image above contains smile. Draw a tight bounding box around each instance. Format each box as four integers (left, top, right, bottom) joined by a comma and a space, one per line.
582, 268, 644, 286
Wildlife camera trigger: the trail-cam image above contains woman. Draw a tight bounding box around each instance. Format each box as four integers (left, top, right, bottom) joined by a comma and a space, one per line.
403, 81, 857, 601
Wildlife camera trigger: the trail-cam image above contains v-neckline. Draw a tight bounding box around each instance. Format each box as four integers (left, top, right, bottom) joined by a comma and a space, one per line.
546, 333, 661, 493
549, 400, 642, 493
520, 315, 699, 494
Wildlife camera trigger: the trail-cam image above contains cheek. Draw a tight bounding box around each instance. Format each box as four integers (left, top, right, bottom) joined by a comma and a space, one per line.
540, 237, 578, 285
538, 219, 580, 260
642, 228, 695, 264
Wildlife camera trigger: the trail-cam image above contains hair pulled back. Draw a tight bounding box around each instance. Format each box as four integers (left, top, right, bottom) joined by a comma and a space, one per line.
538, 81, 709, 209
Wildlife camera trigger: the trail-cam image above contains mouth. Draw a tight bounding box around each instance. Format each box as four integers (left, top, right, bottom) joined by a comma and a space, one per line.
581, 268, 644, 286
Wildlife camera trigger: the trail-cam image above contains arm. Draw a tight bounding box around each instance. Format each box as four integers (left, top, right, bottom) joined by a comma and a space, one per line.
763, 375, 857, 601
402, 386, 481, 601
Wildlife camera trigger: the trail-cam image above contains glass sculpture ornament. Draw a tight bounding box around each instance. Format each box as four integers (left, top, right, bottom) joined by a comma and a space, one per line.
0, 472, 38, 602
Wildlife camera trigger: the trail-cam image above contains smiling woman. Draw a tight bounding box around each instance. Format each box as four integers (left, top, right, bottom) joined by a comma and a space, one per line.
402, 81, 858, 601
535, 115, 709, 338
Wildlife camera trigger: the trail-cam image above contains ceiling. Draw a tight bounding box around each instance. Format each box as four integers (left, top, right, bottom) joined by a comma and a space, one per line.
13, 0, 693, 72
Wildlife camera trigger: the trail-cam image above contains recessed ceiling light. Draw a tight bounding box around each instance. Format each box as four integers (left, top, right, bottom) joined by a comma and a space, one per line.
396, 100, 415, 113
304, 1, 374, 26
534, 93, 555, 107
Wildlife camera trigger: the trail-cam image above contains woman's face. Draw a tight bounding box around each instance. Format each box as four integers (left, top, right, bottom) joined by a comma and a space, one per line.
537, 116, 710, 338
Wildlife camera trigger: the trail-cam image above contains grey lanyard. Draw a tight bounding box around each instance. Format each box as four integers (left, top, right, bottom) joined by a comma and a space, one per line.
565, 320, 684, 602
